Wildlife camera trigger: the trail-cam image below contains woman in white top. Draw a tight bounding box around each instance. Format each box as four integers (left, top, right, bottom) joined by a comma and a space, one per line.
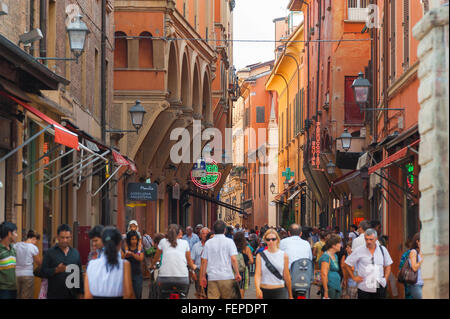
15, 230, 42, 299
151, 224, 197, 297
255, 229, 293, 299
84, 227, 134, 299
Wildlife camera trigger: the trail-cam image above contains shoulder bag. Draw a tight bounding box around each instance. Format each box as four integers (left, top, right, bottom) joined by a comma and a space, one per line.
398, 249, 418, 285
260, 251, 283, 281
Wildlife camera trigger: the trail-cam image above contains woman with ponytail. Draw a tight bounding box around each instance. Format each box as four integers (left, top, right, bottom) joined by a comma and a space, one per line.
84, 227, 134, 299
151, 224, 196, 298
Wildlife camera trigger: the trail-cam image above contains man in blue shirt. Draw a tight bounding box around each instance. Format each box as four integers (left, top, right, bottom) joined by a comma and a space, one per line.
182, 226, 200, 250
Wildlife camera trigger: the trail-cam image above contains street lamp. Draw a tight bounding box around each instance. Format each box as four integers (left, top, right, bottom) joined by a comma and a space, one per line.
352, 72, 372, 109
338, 128, 352, 152
67, 14, 90, 60
326, 160, 336, 175
36, 14, 89, 63
270, 183, 276, 194
106, 100, 146, 134
129, 100, 147, 132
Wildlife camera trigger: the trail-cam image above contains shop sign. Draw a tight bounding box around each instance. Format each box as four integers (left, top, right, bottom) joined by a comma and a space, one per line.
191, 158, 221, 190
311, 122, 321, 169
127, 183, 157, 201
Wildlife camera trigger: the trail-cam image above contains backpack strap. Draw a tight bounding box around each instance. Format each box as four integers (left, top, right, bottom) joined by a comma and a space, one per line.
260, 251, 283, 281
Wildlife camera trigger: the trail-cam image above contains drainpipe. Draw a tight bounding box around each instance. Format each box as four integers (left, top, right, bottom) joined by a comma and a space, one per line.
30, 0, 35, 56
39, 0, 47, 59
101, 0, 108, 225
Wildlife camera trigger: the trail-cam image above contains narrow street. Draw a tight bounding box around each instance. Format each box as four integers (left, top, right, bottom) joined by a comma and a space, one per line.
0, 0, 448, 303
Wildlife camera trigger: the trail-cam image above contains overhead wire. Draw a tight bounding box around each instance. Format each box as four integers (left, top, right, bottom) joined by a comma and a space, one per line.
74, 0, 114, 51
114, 35, 373, 44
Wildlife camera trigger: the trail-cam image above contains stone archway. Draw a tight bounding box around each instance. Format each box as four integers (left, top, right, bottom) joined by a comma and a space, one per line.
202, 71, 212, 125
180, 53, 190, 107
167, 42, 179, 102
192, 62, 201, 116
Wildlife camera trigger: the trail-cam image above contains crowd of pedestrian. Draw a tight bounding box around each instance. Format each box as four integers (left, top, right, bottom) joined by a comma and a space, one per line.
0, 218, 424, 299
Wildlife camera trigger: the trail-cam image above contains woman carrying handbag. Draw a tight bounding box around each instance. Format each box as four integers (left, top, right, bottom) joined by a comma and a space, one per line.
399, 233, 423, 299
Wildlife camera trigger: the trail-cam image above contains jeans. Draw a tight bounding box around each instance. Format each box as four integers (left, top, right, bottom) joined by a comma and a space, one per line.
407, 284, 423, 299
132, 274, 143, 299
0, 289, 17, 299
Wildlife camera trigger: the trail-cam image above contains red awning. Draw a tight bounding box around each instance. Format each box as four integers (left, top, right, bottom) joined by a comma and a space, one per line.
112, 150, 129, 166
332, 170, 361, 188
369, 139, 420, 175
0, 91, 79, 150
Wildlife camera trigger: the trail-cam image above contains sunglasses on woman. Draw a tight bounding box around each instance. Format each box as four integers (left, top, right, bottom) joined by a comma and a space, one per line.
266, 237, 277, 242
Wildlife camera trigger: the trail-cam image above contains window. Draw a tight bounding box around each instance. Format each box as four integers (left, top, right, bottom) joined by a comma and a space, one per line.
347, 0, 368, 21
256, 106, 265, 123
245, 107, 250, 127
139, 31, 153, 68
344, 76, 364, 124
114, 31, 128, 68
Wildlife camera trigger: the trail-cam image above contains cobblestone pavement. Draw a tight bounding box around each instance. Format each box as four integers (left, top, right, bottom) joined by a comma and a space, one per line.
142, 273, 321, 300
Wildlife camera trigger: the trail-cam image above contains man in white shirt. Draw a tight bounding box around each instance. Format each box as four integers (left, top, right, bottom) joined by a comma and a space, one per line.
352, 220, 375, 250
200, 220, 241, 299
348, 224, 359, 241
279, 224, 313, 269
345, 228, 393, 299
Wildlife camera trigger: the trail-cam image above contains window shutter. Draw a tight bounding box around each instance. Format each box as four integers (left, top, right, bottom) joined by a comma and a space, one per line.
256, 106, 265, 123
403, 0, 410, 70
390, 0, 396, 82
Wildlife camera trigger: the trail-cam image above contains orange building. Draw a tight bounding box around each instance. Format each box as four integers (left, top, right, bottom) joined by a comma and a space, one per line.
237, 61, 276, 229
361, 0, 427, 298
113, 0, 236, 234
288, 0, 371, 230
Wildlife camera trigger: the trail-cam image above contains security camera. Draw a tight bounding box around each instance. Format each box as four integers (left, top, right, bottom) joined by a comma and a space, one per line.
19, 29, 43, 46
0, 2, 8, 16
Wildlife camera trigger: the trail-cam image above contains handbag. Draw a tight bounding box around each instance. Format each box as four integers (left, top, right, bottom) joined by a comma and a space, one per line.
398, 249, 418, 285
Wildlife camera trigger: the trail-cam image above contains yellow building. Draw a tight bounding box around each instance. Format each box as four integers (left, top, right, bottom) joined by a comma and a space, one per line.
266, 20, 313, 228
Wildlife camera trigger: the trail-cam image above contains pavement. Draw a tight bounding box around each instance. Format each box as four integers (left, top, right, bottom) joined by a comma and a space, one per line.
142, 272, 321, 300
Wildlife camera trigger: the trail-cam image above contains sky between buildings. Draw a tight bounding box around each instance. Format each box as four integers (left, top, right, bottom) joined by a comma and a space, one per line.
233, 0, 290, 70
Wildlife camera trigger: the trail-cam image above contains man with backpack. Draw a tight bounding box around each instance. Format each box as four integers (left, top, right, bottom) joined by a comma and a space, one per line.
279, 224, 313, 269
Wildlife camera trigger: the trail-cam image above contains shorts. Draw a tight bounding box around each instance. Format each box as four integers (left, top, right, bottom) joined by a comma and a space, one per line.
207, 279, 240, 299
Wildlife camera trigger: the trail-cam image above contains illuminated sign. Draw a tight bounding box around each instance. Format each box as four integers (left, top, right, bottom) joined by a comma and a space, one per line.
406, 162, 415, 190
311, 122, 321, 169
191, 159, 222, 190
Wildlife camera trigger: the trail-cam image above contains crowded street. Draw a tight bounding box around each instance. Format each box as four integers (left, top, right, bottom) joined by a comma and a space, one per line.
0, 0, 449, 303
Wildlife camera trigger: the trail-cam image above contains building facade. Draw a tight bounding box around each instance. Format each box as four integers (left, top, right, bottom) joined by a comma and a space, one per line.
413, 1, 449, 299
113, 0, 236, 235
